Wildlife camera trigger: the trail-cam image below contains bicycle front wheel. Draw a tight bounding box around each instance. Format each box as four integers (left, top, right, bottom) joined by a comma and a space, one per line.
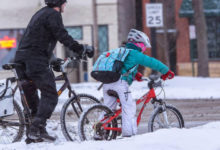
78, 104, 118, 141
148, 104, 184, 132
0, 100, 25, 144
60, 94, 100, 141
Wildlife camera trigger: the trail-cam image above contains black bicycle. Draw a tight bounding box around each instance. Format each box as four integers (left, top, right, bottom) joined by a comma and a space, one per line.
0, 56, 100, 144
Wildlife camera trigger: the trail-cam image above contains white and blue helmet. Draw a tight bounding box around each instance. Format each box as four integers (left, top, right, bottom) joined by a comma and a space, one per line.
127, 29, 151, 48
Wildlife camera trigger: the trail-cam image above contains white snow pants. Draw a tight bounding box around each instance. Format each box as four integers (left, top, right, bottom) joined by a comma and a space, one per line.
103, 80, 137, 137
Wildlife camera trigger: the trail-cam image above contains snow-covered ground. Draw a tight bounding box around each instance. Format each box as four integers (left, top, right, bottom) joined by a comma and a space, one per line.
1, 122, 220, 150
1, 76, 220, 149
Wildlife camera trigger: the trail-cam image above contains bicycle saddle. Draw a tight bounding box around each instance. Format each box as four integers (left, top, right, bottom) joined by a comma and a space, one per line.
2, 63, 22, 70
107, 90, 119, 99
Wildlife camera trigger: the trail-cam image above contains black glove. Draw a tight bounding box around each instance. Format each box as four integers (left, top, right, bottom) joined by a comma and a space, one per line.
50, 58, 64, 72
83, 45, 94, 58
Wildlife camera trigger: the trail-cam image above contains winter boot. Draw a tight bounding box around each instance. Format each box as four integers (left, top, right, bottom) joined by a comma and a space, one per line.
39, 126, 56, 141
28, 124, 41, 140
25, 137, 43, 144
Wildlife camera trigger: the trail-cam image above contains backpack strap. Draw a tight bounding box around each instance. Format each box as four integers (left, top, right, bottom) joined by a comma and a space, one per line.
117, 47, 127, 61
121, 65, 138, 77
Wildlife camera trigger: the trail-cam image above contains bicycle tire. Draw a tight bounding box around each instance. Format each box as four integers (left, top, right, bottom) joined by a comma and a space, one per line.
148, 104, 184, 132
0, 100, 25, 144
78, 104, 118, 141
60, 94, 100, 141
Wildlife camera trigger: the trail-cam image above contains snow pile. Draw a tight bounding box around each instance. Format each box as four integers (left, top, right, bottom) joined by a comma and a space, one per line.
1, 121, 220, 150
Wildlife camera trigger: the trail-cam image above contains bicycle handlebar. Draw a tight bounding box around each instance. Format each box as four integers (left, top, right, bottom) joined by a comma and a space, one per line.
141, 76, 163, 89
56, 55, 87, 71
141, 76, 162, 82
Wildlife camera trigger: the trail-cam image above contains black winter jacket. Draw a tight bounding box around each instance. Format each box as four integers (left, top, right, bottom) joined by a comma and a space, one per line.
15, 6, 83, 63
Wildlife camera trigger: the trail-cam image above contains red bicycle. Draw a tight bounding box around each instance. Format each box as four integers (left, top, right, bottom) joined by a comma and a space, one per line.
78, 76, 184, 141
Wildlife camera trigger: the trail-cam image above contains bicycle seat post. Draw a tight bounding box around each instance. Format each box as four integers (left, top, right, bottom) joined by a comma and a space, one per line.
12, 68, 19, 80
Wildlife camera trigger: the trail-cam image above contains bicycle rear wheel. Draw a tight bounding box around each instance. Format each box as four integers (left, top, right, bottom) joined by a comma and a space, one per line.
0, 101, 25, 144
78, 104, 118, 141
60, 94, 100, 141
148, 104, 184, 132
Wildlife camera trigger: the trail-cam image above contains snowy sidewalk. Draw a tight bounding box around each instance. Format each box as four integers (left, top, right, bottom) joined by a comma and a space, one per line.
1, 122, 220, 150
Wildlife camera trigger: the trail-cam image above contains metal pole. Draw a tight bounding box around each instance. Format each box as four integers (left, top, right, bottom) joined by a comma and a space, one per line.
92, 0, 99, 60
163, 1, 170, 68
150, 0, 157, 75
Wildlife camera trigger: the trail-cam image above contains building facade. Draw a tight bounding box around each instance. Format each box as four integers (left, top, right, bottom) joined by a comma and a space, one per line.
2, 0, 217, 81
0, 0, 122, 81
142, 0, 220, 77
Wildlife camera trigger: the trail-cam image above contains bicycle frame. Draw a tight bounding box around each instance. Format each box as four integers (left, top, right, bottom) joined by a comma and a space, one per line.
55, 73, 76, 97
1, 56, 90, 142
101, 80, 158, 132
8, 57, 81, 125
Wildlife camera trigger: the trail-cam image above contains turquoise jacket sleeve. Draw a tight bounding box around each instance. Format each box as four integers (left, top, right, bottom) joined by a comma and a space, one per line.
133, 50, 169, 74
121, 50, 169, 85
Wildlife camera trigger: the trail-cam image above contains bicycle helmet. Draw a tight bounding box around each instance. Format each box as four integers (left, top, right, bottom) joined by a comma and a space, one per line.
127, 29, 151, 48
45, 0, 67, 7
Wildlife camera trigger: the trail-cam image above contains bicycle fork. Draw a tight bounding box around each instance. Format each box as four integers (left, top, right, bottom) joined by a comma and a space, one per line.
153, 100, 170, 128
161, 105, 170, 128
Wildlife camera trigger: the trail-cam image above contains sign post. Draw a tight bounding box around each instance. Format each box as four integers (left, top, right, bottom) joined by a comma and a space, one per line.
146, 3, 163, 75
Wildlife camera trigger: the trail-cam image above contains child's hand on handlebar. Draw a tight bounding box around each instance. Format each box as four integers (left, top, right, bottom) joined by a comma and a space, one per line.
135, 72, 143, 81
161, 70, 174, 80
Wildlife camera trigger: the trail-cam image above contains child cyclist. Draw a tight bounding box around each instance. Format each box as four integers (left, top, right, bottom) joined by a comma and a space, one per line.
102, 29, 174, 137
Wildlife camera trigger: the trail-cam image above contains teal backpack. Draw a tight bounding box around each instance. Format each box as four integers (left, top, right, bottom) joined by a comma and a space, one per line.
91, 47, 131, 83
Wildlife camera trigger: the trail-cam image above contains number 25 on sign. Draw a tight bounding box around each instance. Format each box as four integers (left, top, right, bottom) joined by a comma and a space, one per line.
146, 3, 163, 27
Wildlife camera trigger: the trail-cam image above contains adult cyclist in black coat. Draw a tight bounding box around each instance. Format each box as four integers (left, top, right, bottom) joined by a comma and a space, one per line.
14, 0, 94, 142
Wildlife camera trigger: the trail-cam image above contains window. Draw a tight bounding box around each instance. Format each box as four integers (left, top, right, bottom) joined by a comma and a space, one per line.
98, 25, 109, 53
206, 17, 220, 59
66, 26, 83, 40
64, 27, 83, 69
0, 29, 24, 69
190, 17, 220, 60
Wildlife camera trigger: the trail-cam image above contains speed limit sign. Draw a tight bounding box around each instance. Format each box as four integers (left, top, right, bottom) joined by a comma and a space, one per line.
146, 3, 163, 27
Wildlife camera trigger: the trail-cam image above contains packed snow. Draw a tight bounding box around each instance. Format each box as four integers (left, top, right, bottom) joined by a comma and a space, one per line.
0, 122, 220, 150
1, 76, 220, 149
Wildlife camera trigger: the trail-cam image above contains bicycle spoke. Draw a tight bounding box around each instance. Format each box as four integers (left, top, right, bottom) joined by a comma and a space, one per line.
166, 110, 179, 127
79, 104, 118, 141
61, 94, 100, 141
0, 101, 25, 144
0, 127, 17, 144
150, 105, 182, 131
83, 109, 104, 140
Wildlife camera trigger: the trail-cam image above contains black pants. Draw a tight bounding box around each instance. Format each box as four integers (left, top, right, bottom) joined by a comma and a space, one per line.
16, 60, 58, 125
